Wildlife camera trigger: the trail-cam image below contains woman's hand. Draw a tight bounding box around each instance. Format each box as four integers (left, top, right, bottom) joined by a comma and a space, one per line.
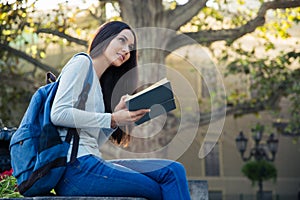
111, 108, 150, 128
114, 95, 128, 112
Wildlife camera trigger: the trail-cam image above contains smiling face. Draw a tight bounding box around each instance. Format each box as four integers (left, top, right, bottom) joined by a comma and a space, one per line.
103, 29, 135, 67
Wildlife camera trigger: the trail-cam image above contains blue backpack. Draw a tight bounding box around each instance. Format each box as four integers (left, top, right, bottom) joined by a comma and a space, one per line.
9, 52, 94, 196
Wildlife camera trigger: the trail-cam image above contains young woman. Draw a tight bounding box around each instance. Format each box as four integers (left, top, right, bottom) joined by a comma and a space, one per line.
51, 21, 191, 200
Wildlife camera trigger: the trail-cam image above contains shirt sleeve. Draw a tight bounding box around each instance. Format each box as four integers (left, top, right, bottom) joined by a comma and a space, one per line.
50, 55, 112, 129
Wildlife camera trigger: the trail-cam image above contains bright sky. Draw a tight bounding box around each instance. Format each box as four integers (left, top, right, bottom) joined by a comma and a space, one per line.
32, 0, 189, 10
0, 0, 222, 12
33, 0, 99, 10
0, 0, 108, 10
0, 0, 193, 22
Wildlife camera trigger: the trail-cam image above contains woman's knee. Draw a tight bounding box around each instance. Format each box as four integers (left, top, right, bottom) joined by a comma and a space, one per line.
168, 161, 187, 178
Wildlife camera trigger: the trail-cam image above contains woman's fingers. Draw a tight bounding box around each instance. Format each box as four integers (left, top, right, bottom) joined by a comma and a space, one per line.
114, 95, 128, 111
121, 95, 128, 101
113, 109, 150, 126
129, 109, 150, 121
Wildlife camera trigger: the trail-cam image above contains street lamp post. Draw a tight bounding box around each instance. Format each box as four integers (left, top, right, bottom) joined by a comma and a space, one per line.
235, 126, 279, 200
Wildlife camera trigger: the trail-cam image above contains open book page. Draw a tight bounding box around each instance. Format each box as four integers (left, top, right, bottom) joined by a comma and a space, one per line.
126, 78, 169, 101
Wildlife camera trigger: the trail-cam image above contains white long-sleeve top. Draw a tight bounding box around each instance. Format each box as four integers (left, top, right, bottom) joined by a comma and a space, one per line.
50, 54, 115, 159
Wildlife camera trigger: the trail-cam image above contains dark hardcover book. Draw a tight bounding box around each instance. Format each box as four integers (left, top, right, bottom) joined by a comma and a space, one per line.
125, 78, 176, 125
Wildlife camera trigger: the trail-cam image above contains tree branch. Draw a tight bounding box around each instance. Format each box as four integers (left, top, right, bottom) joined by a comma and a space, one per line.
36, 28, 88, 47
197, 101, 264, 126
166, 0, 300, 51
165, 91, 283, 136
166, 0, 208, 30
273, 122, 300, 137
164, 101, 263, 137
0, 43, 59, 75
0, 73, 36, 91
198, 82, 284, 126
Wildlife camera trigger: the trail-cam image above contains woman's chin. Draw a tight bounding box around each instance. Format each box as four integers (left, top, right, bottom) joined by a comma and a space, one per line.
111, 61, 123, 67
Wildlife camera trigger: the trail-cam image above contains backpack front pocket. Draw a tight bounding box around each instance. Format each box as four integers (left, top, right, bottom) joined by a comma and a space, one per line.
10, 127, 38, 179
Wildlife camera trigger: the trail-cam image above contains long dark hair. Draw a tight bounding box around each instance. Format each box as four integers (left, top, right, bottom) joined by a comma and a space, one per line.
88, 21, 138, 146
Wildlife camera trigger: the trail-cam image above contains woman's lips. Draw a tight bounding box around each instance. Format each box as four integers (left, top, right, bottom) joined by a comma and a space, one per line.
117, 53, 125, 62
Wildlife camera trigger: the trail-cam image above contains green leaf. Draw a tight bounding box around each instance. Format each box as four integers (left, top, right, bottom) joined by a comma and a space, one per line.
242, 160, 277, 185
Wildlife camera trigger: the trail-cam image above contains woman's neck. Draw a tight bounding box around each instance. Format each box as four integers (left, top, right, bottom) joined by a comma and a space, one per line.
92, 55, 110, 79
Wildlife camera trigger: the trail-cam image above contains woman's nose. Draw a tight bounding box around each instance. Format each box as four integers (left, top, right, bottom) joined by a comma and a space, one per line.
122, 45, 130, 53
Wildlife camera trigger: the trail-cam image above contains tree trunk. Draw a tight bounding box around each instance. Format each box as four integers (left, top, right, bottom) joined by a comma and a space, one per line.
119, 0, 169, 83
118, 0, 207, 83
134, 27, 172, 84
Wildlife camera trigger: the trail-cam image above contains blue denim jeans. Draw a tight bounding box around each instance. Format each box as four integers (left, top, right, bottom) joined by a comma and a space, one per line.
55, 155, 191, 200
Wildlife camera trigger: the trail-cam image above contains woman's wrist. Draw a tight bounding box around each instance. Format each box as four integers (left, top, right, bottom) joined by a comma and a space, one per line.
111, 113, 118, 129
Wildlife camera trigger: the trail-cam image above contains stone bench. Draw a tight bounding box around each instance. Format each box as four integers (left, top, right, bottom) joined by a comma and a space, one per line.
1, 180, 208, 200
188, 180, 208, 200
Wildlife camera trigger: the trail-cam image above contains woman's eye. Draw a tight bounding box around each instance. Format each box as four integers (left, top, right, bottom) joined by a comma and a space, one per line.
119, 38, 125, 43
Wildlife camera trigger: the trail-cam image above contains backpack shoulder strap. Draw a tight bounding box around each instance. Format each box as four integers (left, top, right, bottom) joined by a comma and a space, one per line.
46, 72, 57, 84
73, 52, 94, 110
75, 52, 93, 85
